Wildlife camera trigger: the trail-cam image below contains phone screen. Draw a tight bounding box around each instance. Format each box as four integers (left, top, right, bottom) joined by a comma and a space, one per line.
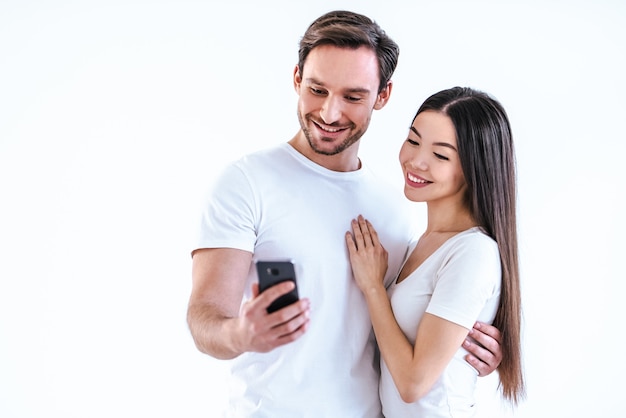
255, 260, 299, 313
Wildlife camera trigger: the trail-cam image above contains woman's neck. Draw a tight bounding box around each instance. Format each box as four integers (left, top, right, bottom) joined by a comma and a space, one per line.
425, 201, 477, 234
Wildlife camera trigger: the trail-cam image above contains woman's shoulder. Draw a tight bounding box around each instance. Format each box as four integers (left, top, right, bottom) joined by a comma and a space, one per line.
447, 227, 499, 258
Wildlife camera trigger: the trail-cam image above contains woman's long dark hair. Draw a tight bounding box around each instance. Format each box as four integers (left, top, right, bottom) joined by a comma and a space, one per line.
415, 87, 525, 404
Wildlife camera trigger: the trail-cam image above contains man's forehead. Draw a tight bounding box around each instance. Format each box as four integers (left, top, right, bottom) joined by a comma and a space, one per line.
302, 45, 380, 91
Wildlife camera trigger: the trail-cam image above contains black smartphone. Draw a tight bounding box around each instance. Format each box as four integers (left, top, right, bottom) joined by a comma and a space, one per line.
255, 259, 299, 313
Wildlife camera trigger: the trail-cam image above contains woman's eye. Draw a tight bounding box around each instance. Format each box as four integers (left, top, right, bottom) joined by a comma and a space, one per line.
434, 153, 449, 161
407, 138, 419, 146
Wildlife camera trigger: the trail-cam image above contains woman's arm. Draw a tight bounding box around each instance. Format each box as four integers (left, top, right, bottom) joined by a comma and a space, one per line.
346, 216, 474, 402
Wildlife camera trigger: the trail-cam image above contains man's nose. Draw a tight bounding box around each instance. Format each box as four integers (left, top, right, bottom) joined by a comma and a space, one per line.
320, 95, 342, 124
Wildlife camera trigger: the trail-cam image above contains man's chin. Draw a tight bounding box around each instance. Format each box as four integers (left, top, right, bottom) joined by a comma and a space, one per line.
311, 141, 344, 156
304, 126, 361, 156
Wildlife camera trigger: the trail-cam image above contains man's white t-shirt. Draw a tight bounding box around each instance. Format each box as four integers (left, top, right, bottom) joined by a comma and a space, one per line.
380, 227, 501, 418
195, 143, 418, 417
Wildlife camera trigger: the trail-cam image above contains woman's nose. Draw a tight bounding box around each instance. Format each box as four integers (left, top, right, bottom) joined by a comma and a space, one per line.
410, 152, 428, 171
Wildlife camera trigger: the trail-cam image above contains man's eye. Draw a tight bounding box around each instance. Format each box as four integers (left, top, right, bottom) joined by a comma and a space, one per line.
434, 153, 449, 161
346, 96, 362, 102
310, 88, 325, 95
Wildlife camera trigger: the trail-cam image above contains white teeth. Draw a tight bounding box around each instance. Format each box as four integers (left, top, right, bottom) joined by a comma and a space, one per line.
408, 173, 428, 183
314, 120, 342, 133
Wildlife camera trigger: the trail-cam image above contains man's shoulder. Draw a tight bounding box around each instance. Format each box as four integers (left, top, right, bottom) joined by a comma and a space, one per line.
231, 143, 290, 168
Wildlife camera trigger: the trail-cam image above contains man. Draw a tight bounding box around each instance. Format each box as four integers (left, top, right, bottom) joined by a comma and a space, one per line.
187, 10, 502, 417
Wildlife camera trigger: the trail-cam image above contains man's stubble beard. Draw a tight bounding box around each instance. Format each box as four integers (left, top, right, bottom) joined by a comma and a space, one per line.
298, 110, 369, 156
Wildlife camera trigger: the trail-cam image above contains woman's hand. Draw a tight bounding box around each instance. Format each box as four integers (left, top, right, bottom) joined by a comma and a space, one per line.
345, 215, 389, 294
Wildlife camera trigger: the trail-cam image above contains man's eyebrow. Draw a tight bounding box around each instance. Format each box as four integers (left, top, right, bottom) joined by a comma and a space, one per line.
305, 77, 371, 94
304, 77, 324, 86
345, 87, 372, 94
409, 126, 457, 151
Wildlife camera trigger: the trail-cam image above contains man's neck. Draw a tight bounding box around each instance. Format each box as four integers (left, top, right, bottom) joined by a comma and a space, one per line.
288, 132, 361, 172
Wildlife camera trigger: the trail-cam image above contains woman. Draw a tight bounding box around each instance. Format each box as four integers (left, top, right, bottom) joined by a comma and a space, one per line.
346, 87, 525, 416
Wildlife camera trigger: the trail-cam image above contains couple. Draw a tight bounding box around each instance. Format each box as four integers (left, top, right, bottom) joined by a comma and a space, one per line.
187, 10, 524, 417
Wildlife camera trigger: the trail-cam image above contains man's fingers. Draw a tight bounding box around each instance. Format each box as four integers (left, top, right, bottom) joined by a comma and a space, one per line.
465, 353, 490, 377
463, 323, 504, 377
473, 321, 502, 345
463, 338, 494, 376
251, 282, 260, 298
257, 281, 296, 310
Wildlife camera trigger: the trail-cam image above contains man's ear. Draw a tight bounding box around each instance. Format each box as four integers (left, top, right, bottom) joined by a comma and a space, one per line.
293, 65, 302, 91
373, 81, 393, 110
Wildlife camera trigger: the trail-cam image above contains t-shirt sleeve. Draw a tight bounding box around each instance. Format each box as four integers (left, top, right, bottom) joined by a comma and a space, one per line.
193, 162, 258, 254
425, 233, 501, 330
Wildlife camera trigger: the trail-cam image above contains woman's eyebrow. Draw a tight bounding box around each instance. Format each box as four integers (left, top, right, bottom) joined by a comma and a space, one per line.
433, 141, 458, 152
410, 126, 457, 151
409, 126, 421, 137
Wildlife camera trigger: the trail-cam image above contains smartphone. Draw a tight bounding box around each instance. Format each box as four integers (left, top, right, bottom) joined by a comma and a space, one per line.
255, 259, 299, 313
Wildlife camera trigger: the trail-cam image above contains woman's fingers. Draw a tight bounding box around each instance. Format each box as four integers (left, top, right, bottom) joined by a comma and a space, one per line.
349, 215, 382, 251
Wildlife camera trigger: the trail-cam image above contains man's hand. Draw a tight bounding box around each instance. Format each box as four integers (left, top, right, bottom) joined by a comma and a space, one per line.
187, 248, 309, 359
236, 281, 311, 353
463, 321, 503, 377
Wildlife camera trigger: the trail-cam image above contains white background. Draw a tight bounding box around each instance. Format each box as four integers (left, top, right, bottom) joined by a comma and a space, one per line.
1, 1, 625, 417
